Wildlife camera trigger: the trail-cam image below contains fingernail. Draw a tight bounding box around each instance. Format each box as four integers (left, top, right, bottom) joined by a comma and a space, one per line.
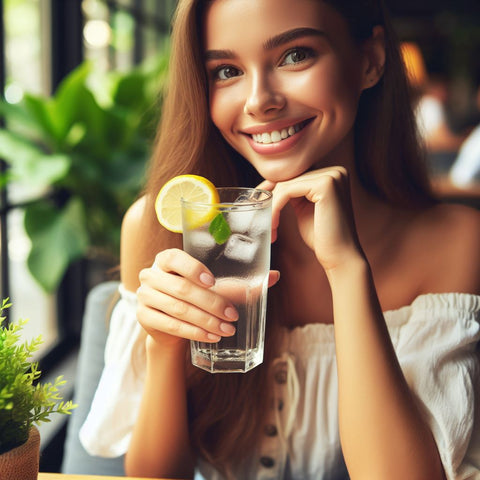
224, 306, 238, 320
200, 272, 215, 286
207, 333, 221, 341
220, 322, 236, 335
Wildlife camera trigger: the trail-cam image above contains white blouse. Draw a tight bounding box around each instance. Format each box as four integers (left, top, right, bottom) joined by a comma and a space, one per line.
80, 286, 480, 480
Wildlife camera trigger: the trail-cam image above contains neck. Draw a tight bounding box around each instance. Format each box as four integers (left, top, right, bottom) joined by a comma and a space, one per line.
349, 173, 401, 254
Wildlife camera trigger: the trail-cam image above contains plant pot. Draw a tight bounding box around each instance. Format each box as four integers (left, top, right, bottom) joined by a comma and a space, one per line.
0, 426, 40, 480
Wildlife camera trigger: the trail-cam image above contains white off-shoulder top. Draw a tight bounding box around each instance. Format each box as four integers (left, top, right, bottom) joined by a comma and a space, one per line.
79, 286, 480, 480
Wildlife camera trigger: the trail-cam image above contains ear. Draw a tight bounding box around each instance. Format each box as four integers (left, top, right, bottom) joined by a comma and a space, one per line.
360, 26, 385, 90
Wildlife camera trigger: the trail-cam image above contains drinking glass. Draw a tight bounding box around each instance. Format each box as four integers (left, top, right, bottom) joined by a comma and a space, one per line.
181, 187, 272, 373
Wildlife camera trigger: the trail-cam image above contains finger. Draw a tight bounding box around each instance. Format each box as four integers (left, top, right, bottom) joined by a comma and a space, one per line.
139, 267, 239, 322
268, 270, 280, 288
257, 179, 276, 191
153, 248, 216, 288
137, 301, 223, 343
270, 169, 348, 228
137, 283, 237, 338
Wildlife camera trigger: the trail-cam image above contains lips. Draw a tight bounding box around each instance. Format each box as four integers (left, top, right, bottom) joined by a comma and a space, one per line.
242, 118, 314, 155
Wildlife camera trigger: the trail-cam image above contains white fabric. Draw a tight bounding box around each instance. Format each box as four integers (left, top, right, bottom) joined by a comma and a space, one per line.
450, 124, 480, 187
79, 285, 145, 457
80, 288, 480, 479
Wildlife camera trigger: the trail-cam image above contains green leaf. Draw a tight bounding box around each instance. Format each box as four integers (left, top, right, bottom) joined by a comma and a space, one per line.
0, 101, 46, 140
48, 63, 97, 142
0, 130, 71, 186
25, 197, 89, 292
22, 94, 58, 142
209, 213, 231, 245
55, 79, 106, 145
113, 70, 149, 110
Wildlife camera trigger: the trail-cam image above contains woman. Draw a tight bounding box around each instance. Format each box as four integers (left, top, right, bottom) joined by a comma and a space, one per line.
80, 0, 480, 478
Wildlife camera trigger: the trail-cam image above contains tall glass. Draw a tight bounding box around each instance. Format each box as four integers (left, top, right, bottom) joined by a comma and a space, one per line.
181, 187, 272, 373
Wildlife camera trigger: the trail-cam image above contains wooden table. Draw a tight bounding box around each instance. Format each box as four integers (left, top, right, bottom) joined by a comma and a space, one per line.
38, 474, 182, 480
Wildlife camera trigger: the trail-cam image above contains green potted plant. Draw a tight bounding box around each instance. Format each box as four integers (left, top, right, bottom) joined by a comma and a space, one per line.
0, 298, 77, 479
0, 51, 169, 292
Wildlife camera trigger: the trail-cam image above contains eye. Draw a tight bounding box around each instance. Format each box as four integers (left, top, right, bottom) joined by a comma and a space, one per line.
214, 65, 242, 81
281, 47, 315, 66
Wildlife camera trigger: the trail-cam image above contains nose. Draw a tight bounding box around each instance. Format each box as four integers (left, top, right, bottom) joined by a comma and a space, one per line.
243, 72, 286, 117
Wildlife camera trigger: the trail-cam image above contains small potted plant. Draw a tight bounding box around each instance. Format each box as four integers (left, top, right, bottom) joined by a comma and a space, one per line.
0, 298, 77, 479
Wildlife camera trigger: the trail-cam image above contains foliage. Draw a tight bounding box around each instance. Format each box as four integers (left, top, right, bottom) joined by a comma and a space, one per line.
0, 52, 169, 292
0, 299, 77, 454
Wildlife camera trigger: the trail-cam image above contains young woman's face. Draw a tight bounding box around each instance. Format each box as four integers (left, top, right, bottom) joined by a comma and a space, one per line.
203, 0, 369, 182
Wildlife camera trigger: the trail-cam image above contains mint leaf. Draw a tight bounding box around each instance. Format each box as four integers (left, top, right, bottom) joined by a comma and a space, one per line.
209, 213, 231, 245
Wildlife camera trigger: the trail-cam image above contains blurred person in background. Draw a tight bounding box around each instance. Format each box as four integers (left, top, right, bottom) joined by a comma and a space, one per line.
401, 42, 469, 174
450, 82, 480, 188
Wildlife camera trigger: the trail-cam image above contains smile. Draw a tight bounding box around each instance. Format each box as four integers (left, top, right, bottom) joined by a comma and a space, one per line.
250, 119, 310, 144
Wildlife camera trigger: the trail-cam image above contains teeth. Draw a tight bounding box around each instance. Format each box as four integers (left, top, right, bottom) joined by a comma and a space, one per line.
271, 131, 281, 142
251, 121, 305, 144
261, 132, 272, 144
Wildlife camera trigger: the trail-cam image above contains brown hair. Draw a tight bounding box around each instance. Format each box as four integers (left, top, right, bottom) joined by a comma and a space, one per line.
140, 0, 435, 475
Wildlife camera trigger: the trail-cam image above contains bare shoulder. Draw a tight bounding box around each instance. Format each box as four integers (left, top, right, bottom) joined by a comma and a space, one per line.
120, 196, 150, 292
120, 196, 182, 291
411, 202, 480, 295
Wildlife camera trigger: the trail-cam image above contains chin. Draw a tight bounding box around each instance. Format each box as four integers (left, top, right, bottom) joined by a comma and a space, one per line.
255, 164, 311, 183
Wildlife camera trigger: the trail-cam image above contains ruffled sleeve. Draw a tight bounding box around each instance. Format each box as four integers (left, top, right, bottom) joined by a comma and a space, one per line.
385, 293, 480, 479
79, 285, 146, 457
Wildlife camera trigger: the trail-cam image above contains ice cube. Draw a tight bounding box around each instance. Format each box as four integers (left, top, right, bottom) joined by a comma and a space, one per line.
223, 234, 258, 263
187, 230, 216, 250
226, 209, 257, 233
227, 208, 271, 237
234, 191, 254, 203
248, 208, 271, 238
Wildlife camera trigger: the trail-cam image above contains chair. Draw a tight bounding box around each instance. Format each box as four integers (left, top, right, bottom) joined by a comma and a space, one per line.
61, 281, 125, 476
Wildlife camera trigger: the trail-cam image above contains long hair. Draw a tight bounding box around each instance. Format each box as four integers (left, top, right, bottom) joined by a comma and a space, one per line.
140, 0, 435, 475
323, 0, 434, 207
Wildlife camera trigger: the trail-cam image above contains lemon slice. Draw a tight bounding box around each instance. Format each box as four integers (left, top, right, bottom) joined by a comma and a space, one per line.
154, 174, 219, 233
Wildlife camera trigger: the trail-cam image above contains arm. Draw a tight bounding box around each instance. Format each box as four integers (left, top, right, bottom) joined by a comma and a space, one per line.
121, 198, 243, 478
328, 259, 444, 480
125, 337, 194, 478
121, 198, 194, 478
261, 168, 445, 480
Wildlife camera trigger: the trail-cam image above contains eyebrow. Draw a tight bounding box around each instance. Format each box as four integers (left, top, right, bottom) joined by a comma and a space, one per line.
204, 27, 326, 61
263, 27, 326, 50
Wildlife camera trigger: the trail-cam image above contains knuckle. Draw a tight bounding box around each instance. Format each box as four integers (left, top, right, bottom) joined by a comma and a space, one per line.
210, 294, 226, 315
192, 326, 208, 342
166, 317, 181, 335
135, 303, 150, 327
320, 174, 336, 190
171, 299, 188, 317
204, 315, 219, 331
171, 278, 192, 297
138, 268, 150, 283
136, 284, 147, 302
156, 248, 178, 269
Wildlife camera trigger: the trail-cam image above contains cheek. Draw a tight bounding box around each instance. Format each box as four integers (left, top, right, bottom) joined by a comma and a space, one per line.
306, 61, 360, 112
209, 88, 240, 135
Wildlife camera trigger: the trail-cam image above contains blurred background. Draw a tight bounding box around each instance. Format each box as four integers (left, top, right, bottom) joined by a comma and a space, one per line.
0, 0, 479, 473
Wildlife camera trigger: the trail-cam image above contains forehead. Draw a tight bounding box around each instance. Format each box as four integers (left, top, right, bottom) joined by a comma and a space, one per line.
202, 0, 349, 49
